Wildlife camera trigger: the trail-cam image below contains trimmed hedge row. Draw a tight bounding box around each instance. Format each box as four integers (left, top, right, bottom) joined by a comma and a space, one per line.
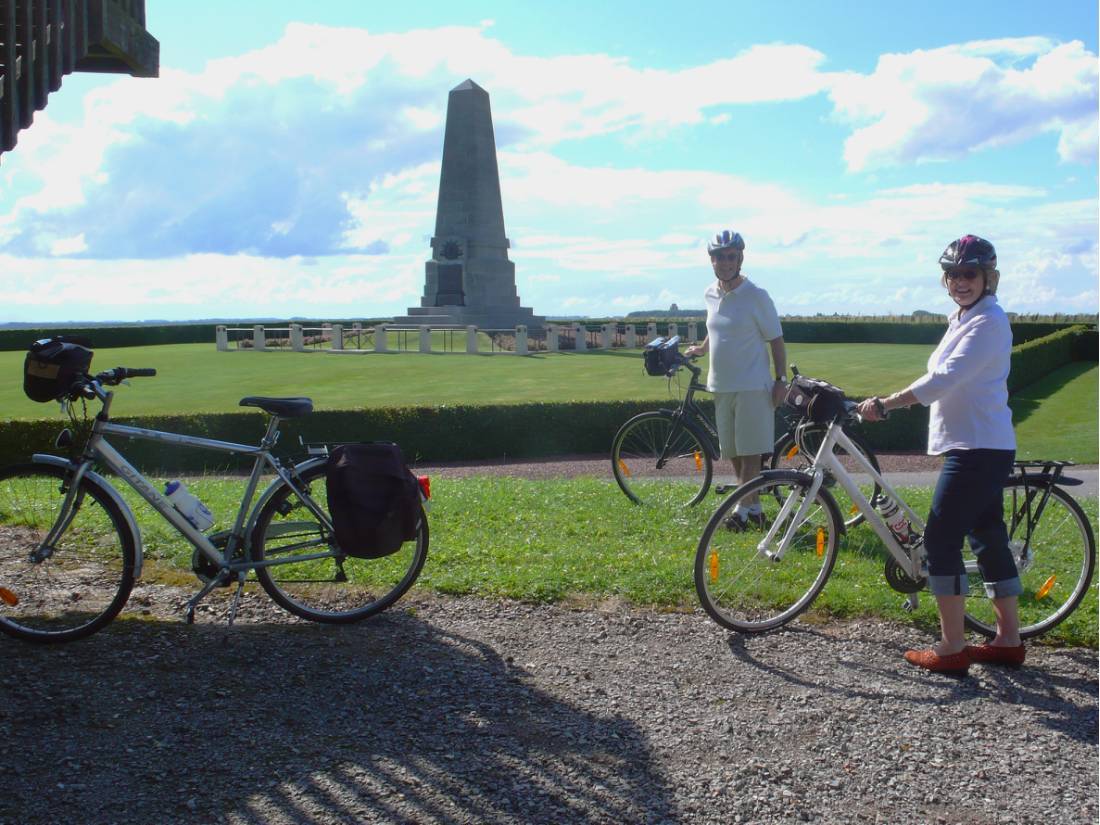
1007, 324, 1092, 392
0, 320, 1084, 351
0, 325, 1092, 470
0, 321, 381, 352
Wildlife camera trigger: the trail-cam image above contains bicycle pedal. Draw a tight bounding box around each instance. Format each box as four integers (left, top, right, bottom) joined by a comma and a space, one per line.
714, 484, 735, 495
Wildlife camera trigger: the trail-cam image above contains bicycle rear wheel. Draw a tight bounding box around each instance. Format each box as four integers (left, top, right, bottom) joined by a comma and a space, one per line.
770, 424, 881, 529
0, 463, 136, 643
251, 464, 428, 623
694, 472, 841, 632
963, 480, 1095, 640
611, 411, 713, 508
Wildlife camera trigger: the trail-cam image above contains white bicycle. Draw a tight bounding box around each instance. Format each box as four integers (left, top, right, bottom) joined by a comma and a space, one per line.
694, 371, 1096, 639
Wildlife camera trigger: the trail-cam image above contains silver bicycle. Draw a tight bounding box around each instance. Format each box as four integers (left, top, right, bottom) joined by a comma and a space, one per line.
694, 373, 1095, 639
0, 366, 430, 643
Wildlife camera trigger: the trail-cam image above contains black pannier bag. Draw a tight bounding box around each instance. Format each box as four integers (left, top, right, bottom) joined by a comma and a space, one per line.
23, 337, 94, 403
325, 443, 421, 559
784, 375, 848, 424
643, 335, 681, 376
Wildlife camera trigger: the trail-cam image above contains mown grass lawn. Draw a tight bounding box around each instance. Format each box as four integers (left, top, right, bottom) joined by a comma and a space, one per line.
124, 475, 1098, 648
0, 342, 933, 419
2, 341, 1094, 461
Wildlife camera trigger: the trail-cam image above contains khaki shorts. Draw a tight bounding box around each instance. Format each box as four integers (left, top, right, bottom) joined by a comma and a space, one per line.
713, 389, 775, 459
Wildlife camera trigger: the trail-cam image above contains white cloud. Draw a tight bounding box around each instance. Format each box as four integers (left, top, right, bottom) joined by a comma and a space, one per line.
829, 39, 1099, 171
0, 24, 1095, 321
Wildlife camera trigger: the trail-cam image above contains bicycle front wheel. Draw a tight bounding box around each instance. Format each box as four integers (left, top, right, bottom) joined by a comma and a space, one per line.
251, 464, 428, 623
770, 424, 881, 529
964, 480, 1096, 640
611, 411, 713, 508
695, 472, 841, 632
0, 463, 136, 643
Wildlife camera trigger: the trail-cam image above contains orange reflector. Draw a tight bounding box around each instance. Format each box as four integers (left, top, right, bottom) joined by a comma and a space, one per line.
849, 504, 859, 515
618, 459, 632, 478
786, 445, 799, 460
1035, 576, 1056, 600
816, 528, 825, 557
0, 587, 17, 607
709, 551, 719, 582
694, 451, 703, 471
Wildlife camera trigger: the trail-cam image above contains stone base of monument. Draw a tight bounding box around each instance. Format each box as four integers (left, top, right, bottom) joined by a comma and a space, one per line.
391, 306, 544, 330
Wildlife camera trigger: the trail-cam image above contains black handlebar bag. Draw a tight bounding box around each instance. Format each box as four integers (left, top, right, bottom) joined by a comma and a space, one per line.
325, 443, 421, 558
23, 337, 94, 402
643, 337, 680, 376
784, 375, 847, 424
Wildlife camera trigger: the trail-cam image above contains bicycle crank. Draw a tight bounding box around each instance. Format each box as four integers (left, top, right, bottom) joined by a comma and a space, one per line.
884, 557, 926, 594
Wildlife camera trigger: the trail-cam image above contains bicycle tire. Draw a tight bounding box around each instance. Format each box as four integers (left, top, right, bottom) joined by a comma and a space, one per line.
694, 471, 842, 632
0, 463, 137, 643
769, 425, 881, 530
963, 480, 1096, 640
251, 463, 428, 623
611, 410, 713, 508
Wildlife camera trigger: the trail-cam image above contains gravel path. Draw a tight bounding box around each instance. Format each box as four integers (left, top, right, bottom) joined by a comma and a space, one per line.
3, 591, 1096, 825
3, 454, 1096, 824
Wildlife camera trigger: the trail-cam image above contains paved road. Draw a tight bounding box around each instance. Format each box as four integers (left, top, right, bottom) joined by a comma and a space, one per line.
868, 467, 1098, 498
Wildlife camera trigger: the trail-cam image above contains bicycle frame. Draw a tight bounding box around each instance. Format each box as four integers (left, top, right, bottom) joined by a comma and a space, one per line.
764, 419, 925, 580
35, 392, 334, 583
667, 366, 721, 460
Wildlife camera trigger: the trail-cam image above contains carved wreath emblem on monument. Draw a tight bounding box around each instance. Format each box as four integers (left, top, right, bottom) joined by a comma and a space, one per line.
440, 240, 464, 260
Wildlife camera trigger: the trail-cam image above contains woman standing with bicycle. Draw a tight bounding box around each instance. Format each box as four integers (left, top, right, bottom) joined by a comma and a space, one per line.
684, 230, 788, 529
857, 235, 1023, 676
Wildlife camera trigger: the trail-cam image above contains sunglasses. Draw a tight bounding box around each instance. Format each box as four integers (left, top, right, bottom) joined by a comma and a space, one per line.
711, 253, 741, 262
944, 267, 983, 281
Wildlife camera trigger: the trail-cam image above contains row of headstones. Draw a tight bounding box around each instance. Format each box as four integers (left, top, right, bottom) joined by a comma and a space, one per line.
216, 322, 700, 353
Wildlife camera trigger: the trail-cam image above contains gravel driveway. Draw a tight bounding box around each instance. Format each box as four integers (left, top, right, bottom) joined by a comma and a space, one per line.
3, 454, 1096, 824
3, 590, 1096, 825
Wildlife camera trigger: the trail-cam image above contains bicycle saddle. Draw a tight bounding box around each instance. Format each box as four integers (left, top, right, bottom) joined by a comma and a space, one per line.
239, 396, 314, 417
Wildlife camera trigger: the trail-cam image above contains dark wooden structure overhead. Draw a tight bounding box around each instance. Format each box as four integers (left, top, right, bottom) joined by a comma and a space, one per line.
0, 0, 158, 160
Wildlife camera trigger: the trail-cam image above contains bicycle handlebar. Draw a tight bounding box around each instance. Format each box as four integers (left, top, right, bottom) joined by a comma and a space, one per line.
95, 367, 158, 385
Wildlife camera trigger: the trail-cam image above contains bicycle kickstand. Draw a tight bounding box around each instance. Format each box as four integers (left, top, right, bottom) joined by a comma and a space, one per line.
184, 569, 231, 625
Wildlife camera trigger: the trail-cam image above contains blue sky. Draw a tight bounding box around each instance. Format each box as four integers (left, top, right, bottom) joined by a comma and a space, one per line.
0, 0, 1096, 322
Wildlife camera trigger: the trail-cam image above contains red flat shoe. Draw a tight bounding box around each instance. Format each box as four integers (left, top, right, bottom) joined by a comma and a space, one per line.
904, 648, 971, 677
966, 643, 1025, 668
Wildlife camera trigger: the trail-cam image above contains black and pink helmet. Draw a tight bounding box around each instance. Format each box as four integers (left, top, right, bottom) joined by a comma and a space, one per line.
939, 235, 999, 295
939, 235, 997, 270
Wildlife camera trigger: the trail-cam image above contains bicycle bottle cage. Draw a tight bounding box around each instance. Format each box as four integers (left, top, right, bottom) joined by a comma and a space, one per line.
784, 375, 847, 424
23, 336, 94, 402
643, 335, 682, 377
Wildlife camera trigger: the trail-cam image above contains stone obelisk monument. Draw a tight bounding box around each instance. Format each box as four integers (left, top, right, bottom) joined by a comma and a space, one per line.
392, 79, 542, 329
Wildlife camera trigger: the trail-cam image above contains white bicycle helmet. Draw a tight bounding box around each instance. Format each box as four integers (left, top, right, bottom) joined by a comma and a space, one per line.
707, 230, 745, 254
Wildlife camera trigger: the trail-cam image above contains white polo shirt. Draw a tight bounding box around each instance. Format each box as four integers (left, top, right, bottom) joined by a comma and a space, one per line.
907, 295, 1016, 455
703, 278, 783, 393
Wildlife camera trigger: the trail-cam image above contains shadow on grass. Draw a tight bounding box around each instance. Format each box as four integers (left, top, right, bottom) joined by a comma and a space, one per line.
2, 611, 675, 825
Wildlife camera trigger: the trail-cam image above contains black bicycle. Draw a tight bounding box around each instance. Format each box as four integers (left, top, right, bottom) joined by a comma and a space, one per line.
611, 342, 881, 527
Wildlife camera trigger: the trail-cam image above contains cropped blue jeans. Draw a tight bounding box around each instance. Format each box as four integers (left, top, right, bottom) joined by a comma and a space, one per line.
923, 449, 1020, 599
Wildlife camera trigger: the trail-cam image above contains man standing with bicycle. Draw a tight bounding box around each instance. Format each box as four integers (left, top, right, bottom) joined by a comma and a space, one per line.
685, 230, 787, 529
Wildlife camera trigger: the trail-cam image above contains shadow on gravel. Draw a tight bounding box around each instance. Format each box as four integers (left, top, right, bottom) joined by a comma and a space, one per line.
723, 628, 1098, 744
2, 611, 675, 825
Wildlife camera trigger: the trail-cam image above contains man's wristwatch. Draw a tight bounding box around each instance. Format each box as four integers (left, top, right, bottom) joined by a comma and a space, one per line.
872, 396, 887, 418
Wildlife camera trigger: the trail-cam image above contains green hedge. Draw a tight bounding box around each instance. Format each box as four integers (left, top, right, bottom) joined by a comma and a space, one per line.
0, 321, 386, 352
2, 319, 1085, 351
0, 326, 1092, 469
1007, 324, 1091, 392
